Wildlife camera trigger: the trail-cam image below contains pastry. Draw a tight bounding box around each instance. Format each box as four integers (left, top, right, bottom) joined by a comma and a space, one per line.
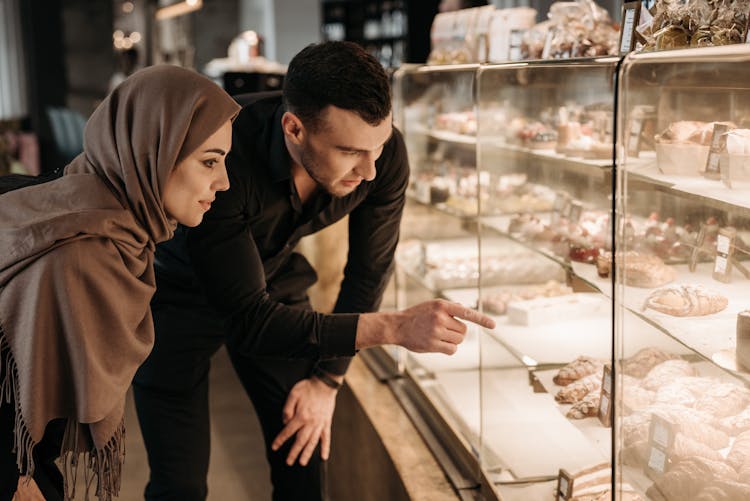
622, 412, 652, 447
609, 252, 677, 288
481, 280, 572, 315
621, 439, 648, 466
728, 430, 750, 470
738, 461, 750, 484
654, 381, 699, 407
622, 347, 678, 378
623, 255, 677, 288
694, 481, 750, 501
672, 435, 724, 463
622, 404, 728, 450
553, 356, 606, 386
567, 390, 600, 419
647, 456, 736, 501
717, 406, 750, 435
555, 373, 601, 404
641, 360, 697, 392
644, 285, 728, 317
694, 383, 750, 419
623, 381, 655, 413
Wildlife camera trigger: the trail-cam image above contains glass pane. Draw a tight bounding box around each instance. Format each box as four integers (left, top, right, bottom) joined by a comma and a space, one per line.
477, 58, 618, 499
616, 45, 750, 500
393, 64, 484, 459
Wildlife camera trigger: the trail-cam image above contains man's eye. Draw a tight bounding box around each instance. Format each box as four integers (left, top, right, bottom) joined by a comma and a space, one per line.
344, 151, 360, 156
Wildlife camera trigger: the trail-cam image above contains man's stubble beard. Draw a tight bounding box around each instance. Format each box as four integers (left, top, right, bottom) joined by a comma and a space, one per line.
299, 146, 349, 198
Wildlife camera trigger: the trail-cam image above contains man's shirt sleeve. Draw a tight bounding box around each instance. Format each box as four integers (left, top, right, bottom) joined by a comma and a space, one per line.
186, 153, 358, 360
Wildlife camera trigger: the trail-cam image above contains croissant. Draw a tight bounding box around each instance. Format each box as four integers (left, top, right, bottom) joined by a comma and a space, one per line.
644, 285, 728, 317
553, 356, 606, 386
622, 347, 679, 378
556, 373, 601, 404
567, 390, 600, 419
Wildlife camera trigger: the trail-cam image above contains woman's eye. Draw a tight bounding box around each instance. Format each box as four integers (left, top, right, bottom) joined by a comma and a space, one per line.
202, 159, 217, 168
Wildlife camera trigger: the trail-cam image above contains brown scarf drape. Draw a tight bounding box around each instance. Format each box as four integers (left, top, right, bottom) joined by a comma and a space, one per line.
0, 65, 239, 499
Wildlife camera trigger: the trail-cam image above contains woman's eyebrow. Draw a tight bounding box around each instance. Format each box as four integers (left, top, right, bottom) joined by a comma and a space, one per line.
204, 148, 227, 155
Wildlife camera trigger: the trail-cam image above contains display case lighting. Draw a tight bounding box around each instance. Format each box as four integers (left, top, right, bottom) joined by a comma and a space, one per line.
155, 0, 202, 21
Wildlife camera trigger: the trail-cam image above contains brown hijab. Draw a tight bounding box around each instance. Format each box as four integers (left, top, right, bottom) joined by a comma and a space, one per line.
0, 65, 239, 499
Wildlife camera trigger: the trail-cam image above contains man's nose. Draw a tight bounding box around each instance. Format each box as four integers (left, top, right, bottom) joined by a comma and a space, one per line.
357, 155, 377, 182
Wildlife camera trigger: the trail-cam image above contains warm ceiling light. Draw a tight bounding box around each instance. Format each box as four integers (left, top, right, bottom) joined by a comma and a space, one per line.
130, 31, 142, 43
113, 30, 124, 40
122, 1, 134, 13
155, 0, 203, 20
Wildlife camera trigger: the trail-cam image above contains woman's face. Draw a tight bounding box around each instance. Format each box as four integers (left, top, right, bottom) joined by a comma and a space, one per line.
163, 120, 233, 227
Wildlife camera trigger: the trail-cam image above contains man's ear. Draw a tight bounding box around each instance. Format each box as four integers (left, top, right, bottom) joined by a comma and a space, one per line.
282, 112, 305, 145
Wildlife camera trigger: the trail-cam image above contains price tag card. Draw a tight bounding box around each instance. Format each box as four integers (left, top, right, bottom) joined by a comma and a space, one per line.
598, 364, 612, 427
569, 201, 584, 224
627, 118, 644, 157
645, 414, 675, 480
705, 123, 730, 180
647, 447, 667, 474
619, 2, 642, 54
556, 469, 574, 501
713, 227, 737, 283
689, 225, 706, 272
542, 29, 555, 59
552, 192, 569, 224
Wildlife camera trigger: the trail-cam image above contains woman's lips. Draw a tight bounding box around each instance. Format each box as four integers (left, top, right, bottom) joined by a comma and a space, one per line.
199, 200, 213, 211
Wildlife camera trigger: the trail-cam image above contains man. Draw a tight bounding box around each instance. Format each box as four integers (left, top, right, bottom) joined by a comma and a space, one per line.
133, 41, 493, 500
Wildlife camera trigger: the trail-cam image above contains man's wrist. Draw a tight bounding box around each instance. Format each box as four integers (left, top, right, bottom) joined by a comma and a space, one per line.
355, 312, 400, 350
312, 366, 343, 390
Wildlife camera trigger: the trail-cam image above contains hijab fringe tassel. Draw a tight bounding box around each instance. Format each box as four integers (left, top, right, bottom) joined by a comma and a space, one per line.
0, 331, 125, 501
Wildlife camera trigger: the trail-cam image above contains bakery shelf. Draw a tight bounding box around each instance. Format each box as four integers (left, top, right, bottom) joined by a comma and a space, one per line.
480, 214, 612, 297
478, 367, 609, 479
573, 257, 750, 386
534, 369, 612, 458
625, 155, 750, 214
410, 124, 477, 147
405, 192, 477, 221
485, 140, 614, 172
480, 214, 571, 270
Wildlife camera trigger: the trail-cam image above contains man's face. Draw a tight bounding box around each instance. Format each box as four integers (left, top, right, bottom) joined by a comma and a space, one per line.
294, 106, 393, 198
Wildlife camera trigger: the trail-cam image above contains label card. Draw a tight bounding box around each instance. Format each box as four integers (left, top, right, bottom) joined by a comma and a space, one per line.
542, 29, 555, 59
705, 123, 730, 180
713, 227, 737, 283
552, 192, 569, 224
619, 2, 642, 54
569, 201, 584, 224
645, 414, 675, 480
598, 364, 613, 427
689, 224, 706, 272
556, 469, 574, 501
627, 118, 644, 157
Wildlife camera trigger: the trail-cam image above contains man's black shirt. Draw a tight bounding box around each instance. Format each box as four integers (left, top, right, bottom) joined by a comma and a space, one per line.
153, 94, 409, 375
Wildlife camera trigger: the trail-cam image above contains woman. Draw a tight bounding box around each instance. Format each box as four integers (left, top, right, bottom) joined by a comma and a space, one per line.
0, 65, 240, 500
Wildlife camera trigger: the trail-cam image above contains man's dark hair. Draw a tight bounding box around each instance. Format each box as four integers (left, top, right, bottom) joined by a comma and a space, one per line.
283, 41, 391, 131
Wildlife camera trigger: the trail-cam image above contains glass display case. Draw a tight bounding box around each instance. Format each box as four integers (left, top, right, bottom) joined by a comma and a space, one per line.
475, 58, 619, 500
390, 63, 486, 474
615, 45, 750, 500
379, 44, 750, 501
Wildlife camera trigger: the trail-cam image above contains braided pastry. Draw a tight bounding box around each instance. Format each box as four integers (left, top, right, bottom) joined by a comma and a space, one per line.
644, 285, 728, 317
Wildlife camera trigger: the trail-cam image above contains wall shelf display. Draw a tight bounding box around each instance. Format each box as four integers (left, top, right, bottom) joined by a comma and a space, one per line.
321, 0, 431, 69
376, 44, 750, 501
